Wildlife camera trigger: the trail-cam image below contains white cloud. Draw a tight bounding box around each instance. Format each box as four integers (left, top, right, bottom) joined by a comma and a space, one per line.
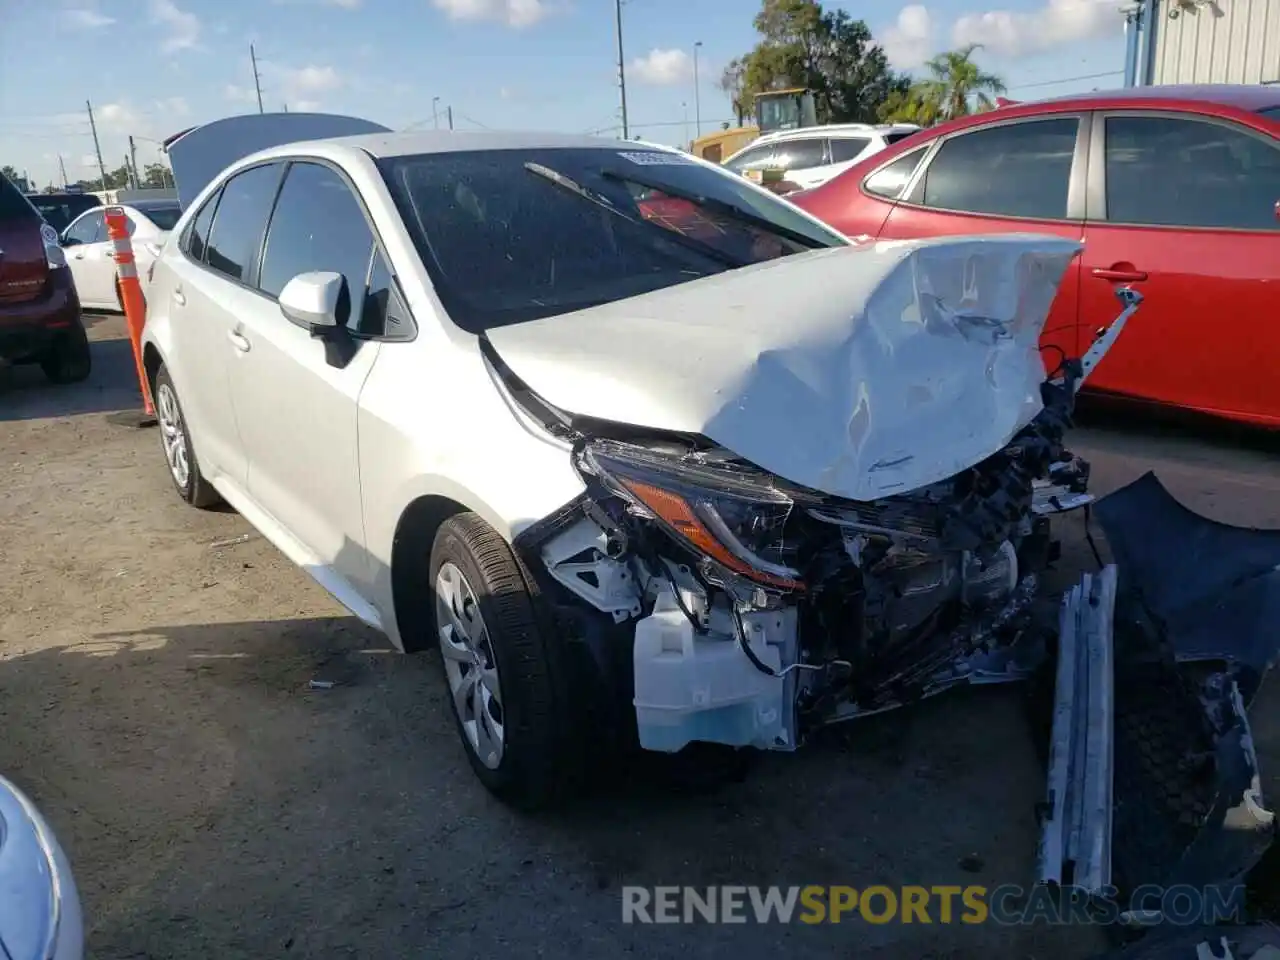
431, 0, 551, 29
278, 64, 342, 94
630, 48, 693, 86
952, 0, 1125, 58
150, 0, 201, 54
98, 103, 140, 127
225, 63, 344, 110
292, 100, 321, 112
66, 7, 115, 28
881, 5, 936, 69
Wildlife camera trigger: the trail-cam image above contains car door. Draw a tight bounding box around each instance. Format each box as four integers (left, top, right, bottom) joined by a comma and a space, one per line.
813, 135, 873, 189
227, 159, 385, 596
162, 162, 284, 491
62, 209, 113, 307
877, 114, 1090, 371
1078, 110, 1280, 424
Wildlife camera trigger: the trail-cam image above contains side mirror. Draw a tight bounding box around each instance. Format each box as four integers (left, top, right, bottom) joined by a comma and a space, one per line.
279, 270, 347, 334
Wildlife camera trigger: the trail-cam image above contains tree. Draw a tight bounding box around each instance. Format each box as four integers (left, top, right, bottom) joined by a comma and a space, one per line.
0, 164, 20, 183
878, 44, 1006, 126
141, 163, 172, 188
728, 0, 910, 127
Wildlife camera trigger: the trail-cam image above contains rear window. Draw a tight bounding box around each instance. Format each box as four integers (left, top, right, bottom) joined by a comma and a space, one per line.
27, 195, 99, 232
884, 131, 920, 144
137, 205, 182, 231
1260, 106, 1280, 120
0, 176, 37, 223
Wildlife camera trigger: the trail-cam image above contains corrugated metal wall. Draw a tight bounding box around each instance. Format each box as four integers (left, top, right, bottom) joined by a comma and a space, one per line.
1152, 0, 1280, 85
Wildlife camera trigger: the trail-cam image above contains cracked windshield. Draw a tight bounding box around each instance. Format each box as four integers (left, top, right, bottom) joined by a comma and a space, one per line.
2, 0, 1279, 958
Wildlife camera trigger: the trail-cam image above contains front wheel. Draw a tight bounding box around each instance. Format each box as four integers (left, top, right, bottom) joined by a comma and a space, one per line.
153, 365, 221, 508
430, 513, 580, 808
39, 318, 91, 384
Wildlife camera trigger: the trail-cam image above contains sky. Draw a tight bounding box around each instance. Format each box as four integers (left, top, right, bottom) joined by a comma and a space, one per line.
0, 0, 1133, 189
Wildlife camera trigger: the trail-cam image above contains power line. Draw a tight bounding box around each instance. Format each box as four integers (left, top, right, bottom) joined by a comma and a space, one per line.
1007, 70, 1124, 91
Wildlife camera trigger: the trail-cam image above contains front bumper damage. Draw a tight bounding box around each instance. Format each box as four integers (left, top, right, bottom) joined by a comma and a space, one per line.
494, 268, 1279, 936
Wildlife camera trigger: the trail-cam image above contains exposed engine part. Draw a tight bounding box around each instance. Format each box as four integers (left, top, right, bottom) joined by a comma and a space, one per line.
540, 517, 644, 623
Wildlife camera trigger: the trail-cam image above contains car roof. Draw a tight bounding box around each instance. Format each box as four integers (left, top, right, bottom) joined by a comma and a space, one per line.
1030, 83, 1280, 112
756, 123, 918, 143
268, 129, 645, 162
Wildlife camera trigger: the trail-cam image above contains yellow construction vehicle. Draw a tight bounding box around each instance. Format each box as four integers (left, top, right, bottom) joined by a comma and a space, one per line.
689, 87, 818, 163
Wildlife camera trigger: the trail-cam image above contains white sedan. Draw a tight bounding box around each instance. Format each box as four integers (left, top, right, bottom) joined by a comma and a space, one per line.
60, 200, 181, 311
141, 121, 1130, 807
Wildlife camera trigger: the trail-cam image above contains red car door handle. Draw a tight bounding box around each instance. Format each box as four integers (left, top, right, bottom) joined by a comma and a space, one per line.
1092, 267, 1148, 282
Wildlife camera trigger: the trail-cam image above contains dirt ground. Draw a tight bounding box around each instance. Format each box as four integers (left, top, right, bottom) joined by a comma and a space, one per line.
2, 318, 1280, 960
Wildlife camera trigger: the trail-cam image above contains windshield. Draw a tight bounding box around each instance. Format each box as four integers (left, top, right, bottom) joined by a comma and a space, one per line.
137, 205, 182, 231
27, 195, 99, 231
378, 146, 845, 333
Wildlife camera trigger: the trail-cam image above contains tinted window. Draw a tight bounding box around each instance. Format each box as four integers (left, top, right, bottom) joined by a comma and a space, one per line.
1260, 106, 1280, 120
770, 138, 827, 170
205, 163, 282, 283
724, 143, 777, 174
65, 211, 105, 244
361, 252, 407, 338
1104, 115, 1280, 230
184, 192, 220, 263
137, 205, 182, 231
259, 162, 375, 332
0, 175, 36, 222
828, 137, 872, 163
917, 118, 1079, 219
864, 146, 929, 200
379, 147, 844, 333
28, 195, 98, 232
884, 131, 919, 145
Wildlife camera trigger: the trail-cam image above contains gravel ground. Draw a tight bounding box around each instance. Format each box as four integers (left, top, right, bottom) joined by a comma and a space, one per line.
2, 318, 1278, 960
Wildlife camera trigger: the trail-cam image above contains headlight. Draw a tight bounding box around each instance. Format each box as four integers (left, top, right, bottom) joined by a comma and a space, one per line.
579, 440, 804, 591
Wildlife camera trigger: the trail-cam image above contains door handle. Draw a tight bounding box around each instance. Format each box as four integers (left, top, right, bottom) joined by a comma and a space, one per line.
1092, 267, 1148, 283
172, 287, 186, 306
227, 330, 251, 353
73, 251, 86, 259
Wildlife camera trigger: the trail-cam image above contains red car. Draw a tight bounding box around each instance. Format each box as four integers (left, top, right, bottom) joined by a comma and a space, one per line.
0, 174, 91, 383
790, 84, 1280, 428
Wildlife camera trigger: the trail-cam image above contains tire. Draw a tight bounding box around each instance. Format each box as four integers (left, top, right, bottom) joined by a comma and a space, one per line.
39, 317, 92, 384
430, 512, 579, 808
152, 365, 221, 508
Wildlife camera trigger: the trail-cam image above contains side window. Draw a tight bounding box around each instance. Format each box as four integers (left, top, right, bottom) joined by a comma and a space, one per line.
771, 138, 828, 170
1104, 115, 1280, 230
915, 117, 1080, 220
360, 251, 410, 338
724, 144, 777, 174
205, 163, 283, 283
183, 191, 220, 263
259, 162, 376, 333
65, 211, 105, 244
827, 137, 872, 164
863, 145, 930, 200
884, 131, 919, 145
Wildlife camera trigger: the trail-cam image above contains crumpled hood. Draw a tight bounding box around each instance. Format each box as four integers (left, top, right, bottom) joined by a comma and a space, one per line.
486, 234, 1081, 501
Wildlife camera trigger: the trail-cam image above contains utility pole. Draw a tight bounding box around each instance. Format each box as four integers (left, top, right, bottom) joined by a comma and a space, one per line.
432, 96, 440, 129
614, 0, 629, 139
57, 154, 68, 189
128, 136, 140, 188
86, 100, 108, 190
447, 106, 453, 130
693, 41, 703, 137
250, 43, 265, 114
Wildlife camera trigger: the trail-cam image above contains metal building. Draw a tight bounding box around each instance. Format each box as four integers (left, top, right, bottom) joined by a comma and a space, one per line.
1123, 0, 1280, 86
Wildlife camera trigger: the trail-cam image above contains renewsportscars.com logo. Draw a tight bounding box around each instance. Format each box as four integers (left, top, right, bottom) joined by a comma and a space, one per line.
621, 885, 1248, 926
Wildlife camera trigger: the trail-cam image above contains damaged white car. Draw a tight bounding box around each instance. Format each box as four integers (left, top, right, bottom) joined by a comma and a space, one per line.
144, 118, 1278, 925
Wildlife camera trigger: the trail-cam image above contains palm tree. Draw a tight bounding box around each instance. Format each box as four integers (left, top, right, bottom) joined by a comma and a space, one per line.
919, 44, 1006, 120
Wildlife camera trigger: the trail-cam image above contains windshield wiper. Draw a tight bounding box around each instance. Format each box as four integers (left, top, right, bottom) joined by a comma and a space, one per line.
522, 162, 747, 269
599, 168, 828, 251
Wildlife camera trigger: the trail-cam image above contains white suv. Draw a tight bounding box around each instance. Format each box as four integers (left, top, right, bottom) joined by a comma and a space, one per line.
723, 123, 922, 191
142, 118, 1131, 807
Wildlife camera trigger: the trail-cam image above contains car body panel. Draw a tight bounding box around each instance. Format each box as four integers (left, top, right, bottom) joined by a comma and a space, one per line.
62, 204, 172, 310
0, 181, 49, 307
0, 774, 84, 960
486, 234, 1082, 502
790, 86, 1280, 426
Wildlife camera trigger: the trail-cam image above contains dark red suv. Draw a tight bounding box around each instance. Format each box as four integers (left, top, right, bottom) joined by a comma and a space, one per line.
0, 174, 91, 383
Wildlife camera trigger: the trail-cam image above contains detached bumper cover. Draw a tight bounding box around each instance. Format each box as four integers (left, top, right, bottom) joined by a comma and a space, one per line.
1038, 473, 1280, 913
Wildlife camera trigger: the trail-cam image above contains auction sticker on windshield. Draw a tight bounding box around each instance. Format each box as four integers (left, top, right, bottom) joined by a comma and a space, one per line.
618, 151, 697, 165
